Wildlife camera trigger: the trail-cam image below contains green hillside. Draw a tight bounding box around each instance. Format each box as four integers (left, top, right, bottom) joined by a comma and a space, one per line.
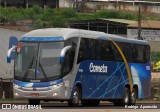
0, 5, 159, 29
0, 6, 138, 29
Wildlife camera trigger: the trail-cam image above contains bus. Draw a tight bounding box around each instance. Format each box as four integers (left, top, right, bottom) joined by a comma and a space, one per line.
7, 28, 151, 106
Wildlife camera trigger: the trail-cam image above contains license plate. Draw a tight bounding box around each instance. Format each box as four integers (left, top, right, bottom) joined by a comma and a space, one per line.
30, 93, 39, 96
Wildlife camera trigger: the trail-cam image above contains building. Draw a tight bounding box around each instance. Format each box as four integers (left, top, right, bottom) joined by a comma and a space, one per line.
0, 26, 26, 98
1, 0, 160, 14
0, 26, 26, 79
69, 18, 135, 37
69, 19, 160, 52
1, 0, 59, 8
87, 0, 160, 14
127, 20, 160, 52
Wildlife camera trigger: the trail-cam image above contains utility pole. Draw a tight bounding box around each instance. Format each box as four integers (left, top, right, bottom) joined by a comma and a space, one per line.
0, 0, 1, 23
137, 2, 143, 40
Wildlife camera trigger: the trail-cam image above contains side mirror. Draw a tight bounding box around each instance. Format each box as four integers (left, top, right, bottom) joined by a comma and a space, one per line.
9, 36, 18, 49
7, 36, 18, 63
7, 46, 17, 63
60, 45, 72, 63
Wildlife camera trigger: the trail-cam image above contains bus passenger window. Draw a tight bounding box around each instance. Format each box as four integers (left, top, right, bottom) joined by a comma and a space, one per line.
133, 46, 138, 63
77, 38, 91, 63
143, 45, 150, 63
62, 48, 75, 75
77, 48, 83, 63
77, 39, 84, 63
94, 40, 101, 60
101, 41, 114, 61
90, 39, 97, 60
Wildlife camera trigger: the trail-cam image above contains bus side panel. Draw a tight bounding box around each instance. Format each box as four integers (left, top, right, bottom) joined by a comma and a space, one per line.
73, 60, 128, 99
72, 61, 97, 99
96, 61, 128, 99
129, 62, 151, 98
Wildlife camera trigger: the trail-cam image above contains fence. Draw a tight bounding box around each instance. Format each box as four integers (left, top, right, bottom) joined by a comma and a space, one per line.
0, 78, 13, 99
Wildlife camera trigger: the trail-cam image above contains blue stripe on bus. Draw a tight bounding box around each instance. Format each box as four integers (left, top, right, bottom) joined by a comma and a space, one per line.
21, 36, 64, 41
13, 79, 63, 87
71, 60, 151, 99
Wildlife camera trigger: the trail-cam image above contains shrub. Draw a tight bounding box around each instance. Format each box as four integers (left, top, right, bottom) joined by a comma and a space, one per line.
151, 52, 160, 62
51, 16, 66, 28
0, 15, 8, 22
119, 12, 138, 20
95, 10, 119, 18
61, 8, 77, 18
32, 5, 43, 14
33, 19, 43, 29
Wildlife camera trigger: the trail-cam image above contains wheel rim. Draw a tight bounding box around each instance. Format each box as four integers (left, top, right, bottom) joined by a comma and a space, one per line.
73, 90, 79, 104
131, 92, 136, 103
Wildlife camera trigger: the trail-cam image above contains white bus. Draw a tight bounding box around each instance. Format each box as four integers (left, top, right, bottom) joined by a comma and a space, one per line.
7, 28, 151, 106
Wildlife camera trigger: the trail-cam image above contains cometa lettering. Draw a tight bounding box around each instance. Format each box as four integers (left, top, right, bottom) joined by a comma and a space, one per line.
89, 63, 108, 73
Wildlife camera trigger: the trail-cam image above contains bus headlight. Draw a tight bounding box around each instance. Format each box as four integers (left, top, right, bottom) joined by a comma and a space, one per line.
14, 84, 21, 89
49, 83, 62, 90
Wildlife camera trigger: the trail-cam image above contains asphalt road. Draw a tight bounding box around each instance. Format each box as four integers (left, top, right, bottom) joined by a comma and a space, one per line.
0, 101, 160, 111
41, 102, 160, 109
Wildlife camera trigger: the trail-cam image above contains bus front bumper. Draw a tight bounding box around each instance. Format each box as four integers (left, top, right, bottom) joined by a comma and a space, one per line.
13, 83, 70, 100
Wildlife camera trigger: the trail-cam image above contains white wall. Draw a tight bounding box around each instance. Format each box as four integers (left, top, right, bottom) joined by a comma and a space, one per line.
127, 28, 160, 52
0, 28, 26, 79
127, 29, 160, 41
59, 0, 73, 8
86, 2, 160, 14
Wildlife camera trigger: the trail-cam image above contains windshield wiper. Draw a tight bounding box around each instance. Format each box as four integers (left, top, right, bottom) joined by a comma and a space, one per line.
22, 56, 34, 80
38, 63, 48, 81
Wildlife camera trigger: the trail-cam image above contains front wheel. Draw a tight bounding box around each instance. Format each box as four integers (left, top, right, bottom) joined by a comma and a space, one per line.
28, 99, 40, 105
68, 87, 80, 106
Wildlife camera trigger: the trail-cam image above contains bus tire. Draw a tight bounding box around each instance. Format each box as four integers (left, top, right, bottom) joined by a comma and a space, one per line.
123, 87, 130, 105
129, 88, 137, 105
81, 99, 100, 106
28, 99, 40, 105
113, 87, 130, 106
68, 87, 80, 107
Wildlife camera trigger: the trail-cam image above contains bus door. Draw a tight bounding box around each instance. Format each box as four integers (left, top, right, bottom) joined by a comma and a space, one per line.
77, 38, 97, 99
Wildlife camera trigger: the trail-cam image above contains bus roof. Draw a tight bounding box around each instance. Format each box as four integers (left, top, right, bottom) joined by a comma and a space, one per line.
21, 28, 149, 45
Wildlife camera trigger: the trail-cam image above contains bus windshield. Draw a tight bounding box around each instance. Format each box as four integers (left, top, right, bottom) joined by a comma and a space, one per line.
14, 42, 64, 82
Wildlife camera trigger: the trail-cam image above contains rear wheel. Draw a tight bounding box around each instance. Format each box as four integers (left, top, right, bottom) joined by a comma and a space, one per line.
130, 88, 137, 105
113, 87, 130, 106
68, 87, 80, 106
28, 99, 40, 105
123, 87, 130, 105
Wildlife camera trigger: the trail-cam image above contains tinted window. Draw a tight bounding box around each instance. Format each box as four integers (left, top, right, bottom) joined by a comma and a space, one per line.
117, 42, 150, 63
65, 37, 78, 47
63, 37, 78, 73
77, 38, 150, 63
77, 38, 116, 63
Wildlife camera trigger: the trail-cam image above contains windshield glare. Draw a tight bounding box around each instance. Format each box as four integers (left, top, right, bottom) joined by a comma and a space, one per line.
15, 42, 64, 82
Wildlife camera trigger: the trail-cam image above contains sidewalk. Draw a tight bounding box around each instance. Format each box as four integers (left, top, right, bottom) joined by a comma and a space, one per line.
0, 99, 160, 104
